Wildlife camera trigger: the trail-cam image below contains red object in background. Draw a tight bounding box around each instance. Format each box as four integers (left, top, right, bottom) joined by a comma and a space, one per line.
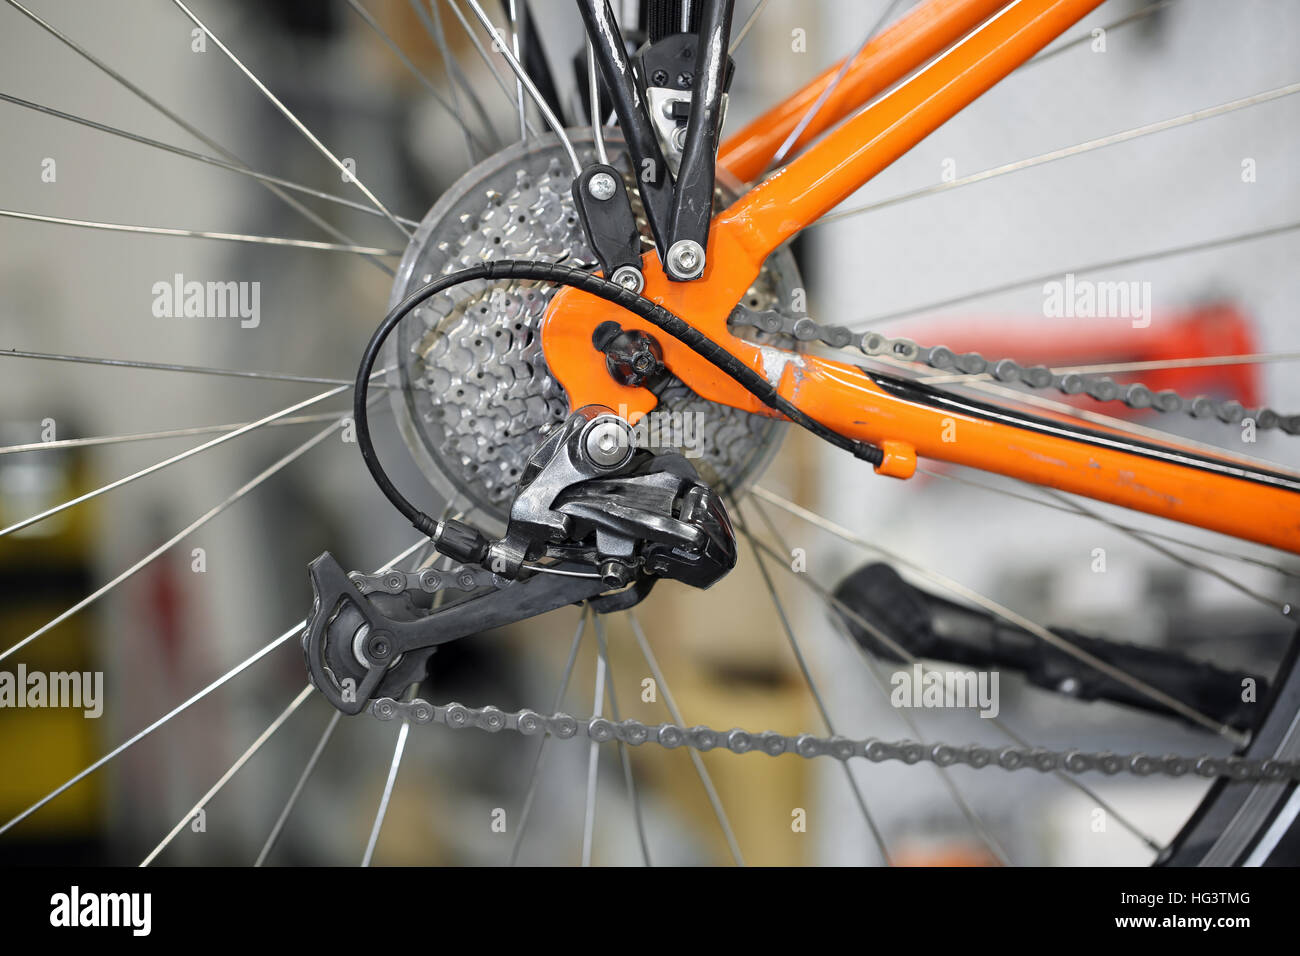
898, 302, 1263, 411
141, 537, 187, 680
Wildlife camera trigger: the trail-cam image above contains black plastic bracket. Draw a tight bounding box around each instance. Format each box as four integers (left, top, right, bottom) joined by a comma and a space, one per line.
572, 164, 644, 282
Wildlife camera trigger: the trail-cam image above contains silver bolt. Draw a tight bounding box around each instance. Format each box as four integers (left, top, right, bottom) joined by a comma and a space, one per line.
666, 239, 705, 280
586, 172, 617, 201
583, 419, 631, 468
671, 126, 688, 152
610, 265, 645, 294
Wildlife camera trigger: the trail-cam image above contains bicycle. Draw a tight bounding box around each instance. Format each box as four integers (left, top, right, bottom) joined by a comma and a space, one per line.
1, 0, 1298, 867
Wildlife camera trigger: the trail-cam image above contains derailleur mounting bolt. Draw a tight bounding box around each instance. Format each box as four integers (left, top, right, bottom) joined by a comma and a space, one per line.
583, 419, 631, 469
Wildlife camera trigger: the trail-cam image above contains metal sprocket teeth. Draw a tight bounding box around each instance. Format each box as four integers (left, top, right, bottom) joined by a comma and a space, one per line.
387, 134, 804, 529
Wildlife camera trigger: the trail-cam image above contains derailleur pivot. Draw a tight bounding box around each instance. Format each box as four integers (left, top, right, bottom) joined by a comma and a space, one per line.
303, 406, 736, 715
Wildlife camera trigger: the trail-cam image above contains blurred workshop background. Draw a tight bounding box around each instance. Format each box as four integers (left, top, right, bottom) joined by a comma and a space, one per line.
1, 0, 1298, 866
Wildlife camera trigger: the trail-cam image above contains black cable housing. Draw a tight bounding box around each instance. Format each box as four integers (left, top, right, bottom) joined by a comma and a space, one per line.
354, 260, 883, 536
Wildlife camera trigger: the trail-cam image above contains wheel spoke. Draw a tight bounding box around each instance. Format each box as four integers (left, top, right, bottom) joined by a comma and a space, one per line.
0, 371, 390, 540
255, 711, 342, 867
0, 416, 346, 664
0, 209, 403, 256
0, 525, 423, 837
361, 719, 412, 867
593, 614, 652, 866
462, 0, 581, 173
729, 0, 773, 55
752, 487, 1245, 743
444, 0, 541, 135
817, 83, 1300, 230
0, 624, 300, 838
1042, 488, 1295, 615
344, 0, 493, 158
770, 0, 909, 167
0, 94, 423, 229
918, 465, 1300, 579
856, 221, 1300, 327
508, 607, 588, 865
734, 504, 892, 865
0, 410, 348, 457
744, 511, 1163, 852
1029, 0, 1178, 67
626, 610, 746, 866
744, 497, 1012, 864
0, 348, 395, 390
2, 0, 397, 276
141, 684, 314, 866
587, 39, 609, 166
408, 0, 488, 162
171, 0, 413, 239
504, 0, 528, 141
854, 647, 1013, 864
580, 638, 607, 866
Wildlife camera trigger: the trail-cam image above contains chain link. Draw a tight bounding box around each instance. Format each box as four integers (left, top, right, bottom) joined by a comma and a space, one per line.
729, 309, 1300, 435
371, 696, 1300, 782
348, 565, 501, 597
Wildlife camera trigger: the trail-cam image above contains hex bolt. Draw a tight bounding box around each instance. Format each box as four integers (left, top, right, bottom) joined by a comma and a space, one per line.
586, 171, 617, 201
610, 265, 644, 294
583, 419, 631, 468
599, 559, 631, 588
665, 239, 705, 280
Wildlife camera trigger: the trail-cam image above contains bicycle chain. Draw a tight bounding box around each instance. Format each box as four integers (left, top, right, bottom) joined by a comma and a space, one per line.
347, 564, 502, 597
369, 696, 1300, 782
729, 309, 1300, 435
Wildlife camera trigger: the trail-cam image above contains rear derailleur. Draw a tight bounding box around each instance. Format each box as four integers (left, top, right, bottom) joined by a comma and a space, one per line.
303, 406, 736, 715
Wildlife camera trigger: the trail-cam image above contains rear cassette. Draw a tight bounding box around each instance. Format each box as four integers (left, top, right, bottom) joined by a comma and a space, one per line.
387, 131, 802, 533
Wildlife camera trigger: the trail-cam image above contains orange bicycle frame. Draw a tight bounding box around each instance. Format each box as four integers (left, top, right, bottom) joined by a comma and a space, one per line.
542, 0, 1300, 554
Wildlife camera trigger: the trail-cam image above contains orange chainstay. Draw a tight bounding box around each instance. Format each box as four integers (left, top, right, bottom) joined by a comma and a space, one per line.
540, 0, 1300, 554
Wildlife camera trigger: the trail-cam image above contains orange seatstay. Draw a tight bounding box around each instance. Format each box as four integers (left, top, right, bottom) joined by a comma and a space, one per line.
719, 0, 1015, 182
541, 0, 1300, 553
